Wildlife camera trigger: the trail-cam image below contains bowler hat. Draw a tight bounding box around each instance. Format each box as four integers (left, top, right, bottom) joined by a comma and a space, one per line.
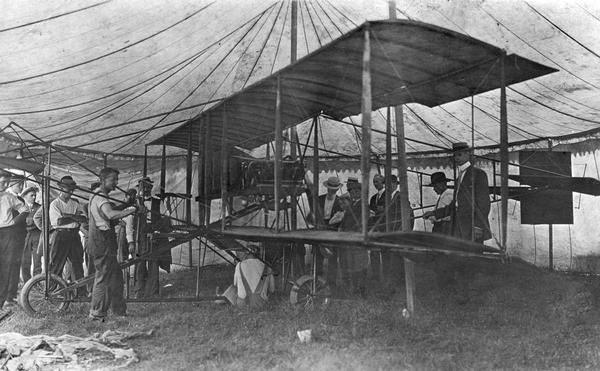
322, 176, 342, 189
427, 172, 451, 186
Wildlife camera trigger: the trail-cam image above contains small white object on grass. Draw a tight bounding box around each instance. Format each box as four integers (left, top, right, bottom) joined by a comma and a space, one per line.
402, 308, 410, 319
297, 329, 312, 343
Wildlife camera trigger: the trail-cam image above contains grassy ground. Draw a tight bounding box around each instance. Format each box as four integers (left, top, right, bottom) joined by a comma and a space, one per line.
3, 259, 600, 370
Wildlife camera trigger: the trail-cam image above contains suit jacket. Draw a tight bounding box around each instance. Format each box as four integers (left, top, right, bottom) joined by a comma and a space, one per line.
318, 194, 343, 230
435, 165, 491, 242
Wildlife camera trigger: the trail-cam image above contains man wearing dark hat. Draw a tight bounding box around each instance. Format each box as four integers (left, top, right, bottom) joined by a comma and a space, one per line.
369, 174, 386, 230
443, 142, 491, 242
423, 172, 453, 235
48, 176, 88, 297
0, 170, 27, 314
19, 186, 41, 284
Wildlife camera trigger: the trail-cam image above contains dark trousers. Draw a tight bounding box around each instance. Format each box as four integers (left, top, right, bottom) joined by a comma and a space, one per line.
7, 227, 26, 301
50, 230, 86, 296
21, 230, 41, 283
134, 260, 159, 298
315, 245, 338, 287
89, 229, 126, 317
0, 226, 19, 307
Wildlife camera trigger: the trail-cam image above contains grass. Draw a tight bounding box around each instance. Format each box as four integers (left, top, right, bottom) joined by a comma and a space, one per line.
3, 259, 600, 370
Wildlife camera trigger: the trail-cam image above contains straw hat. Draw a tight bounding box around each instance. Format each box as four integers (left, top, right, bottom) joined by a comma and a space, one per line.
19, 186, 38, 198
322, 176, 342, 190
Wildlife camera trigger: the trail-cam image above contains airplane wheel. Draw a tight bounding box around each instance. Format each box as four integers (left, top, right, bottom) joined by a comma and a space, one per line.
289, 274, 330, 309
20, 273, 72, 317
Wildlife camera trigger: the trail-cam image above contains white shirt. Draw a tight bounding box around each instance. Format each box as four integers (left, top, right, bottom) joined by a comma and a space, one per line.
434, 189, 453, 222
233, 258, 274, 300
323, 196, 335, 220
0, 191, 24, 227
89, 193, 111, 230
49, 198, 84, 229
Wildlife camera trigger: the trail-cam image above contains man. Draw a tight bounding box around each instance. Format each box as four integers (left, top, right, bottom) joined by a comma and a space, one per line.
423, 172, 452, 235
20, 186, 41, 284
0, 170, 26, 314
5, 175, 27, 306
48, 176, 88, 297
368, 174, 386, 230
338, 182, 368, 296
222, 246, 275, 308
316, 176, 343, 288
88, 168, 136, 321
442, 142, 491, 242
431, 143, 491, 303
125, 177, 162, 298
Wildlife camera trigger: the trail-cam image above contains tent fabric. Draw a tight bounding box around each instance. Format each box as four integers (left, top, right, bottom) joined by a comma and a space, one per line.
152, 20, 556, 154
1, 1, 600, 158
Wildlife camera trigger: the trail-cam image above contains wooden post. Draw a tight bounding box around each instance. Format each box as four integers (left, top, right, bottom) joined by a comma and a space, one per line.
204, 114, 211, 225
312, 117, 319, 225
43, 144, 51, 293
186, 124, 193, 267
388, 0, 397, 20
221, 106, 228, 232
500, 51, 509, 252
395, 105, 415, 314
289, 0, 298, 232
385, 107, 392, 233
360, 25, 372, 240
274, 76, 283, 232
103, 153, 107, 168
160, 139, 166, 195
548, 224, 553, 270
198, 119, 204, 226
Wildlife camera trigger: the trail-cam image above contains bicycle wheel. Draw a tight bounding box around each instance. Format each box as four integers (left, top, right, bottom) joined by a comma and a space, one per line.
289, 274, 330, 308
20, 273, 72, 317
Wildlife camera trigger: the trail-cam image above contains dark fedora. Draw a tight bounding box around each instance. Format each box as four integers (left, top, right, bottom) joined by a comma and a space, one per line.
427, 172, 451, 186
452, 142, 470, 152
58, 176, 77, 190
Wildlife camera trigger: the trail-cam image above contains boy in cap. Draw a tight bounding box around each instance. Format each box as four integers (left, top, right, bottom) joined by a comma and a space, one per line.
0, 170, 27, 312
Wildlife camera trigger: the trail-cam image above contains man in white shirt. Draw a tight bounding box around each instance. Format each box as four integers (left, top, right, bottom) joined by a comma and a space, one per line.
88, 168, 136, 321
222, 246, 274, 308
49, 176, 88, 297
423, 172, 453, 235
0, 170, 26, 313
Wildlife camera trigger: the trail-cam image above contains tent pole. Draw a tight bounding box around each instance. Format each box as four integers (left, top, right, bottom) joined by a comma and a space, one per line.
388, 0, 397, 20
221, 105, 228, 232
198, 118, 204, 226
43, 144, 51, 295
500, 51, 508, 252
103, 153, 107, 168
274, 76, 282, 232
160, 139, 166, 195
289, 0, 298, 233
143, 145, 148, 178
360, 24, 372, 241
186, 124, 193, 267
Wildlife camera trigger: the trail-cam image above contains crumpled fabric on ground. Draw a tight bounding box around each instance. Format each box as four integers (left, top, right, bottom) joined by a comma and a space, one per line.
0, 329, 153, 370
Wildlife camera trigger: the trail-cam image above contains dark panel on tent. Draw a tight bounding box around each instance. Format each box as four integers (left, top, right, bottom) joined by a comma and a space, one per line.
153, 20, 558, 154
519, 151, 573, 225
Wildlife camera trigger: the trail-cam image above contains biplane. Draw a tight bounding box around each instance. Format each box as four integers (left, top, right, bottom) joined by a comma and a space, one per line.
15, 17, 560, 316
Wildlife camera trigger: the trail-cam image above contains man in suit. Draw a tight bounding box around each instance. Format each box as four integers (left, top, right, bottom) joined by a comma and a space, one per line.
431, 142, 491, 303
369, 174, 386, 231
315, 176, 343, 289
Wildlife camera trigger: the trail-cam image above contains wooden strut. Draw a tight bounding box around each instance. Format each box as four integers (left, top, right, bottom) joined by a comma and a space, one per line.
43, 144, 51, 295
312, 116, 319, 295
186, 123, 193, 267
500, 51, 509, 252
361, 25, 372, 241
274, 76, 282, 232
221, 105, 228, 232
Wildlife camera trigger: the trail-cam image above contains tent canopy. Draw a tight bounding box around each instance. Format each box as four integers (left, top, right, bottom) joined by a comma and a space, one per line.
153, 20, 556, 153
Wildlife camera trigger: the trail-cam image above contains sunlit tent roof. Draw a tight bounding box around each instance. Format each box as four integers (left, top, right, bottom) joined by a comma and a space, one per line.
153, 20, 556, 153
1, 1, 600, 159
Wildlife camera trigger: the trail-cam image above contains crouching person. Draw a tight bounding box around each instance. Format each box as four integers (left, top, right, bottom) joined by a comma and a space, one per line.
222, 246, 274, 308
88, 168, 136, 321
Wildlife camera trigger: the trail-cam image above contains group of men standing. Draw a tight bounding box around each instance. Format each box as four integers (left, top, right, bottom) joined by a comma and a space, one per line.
0, 167, 167, 321
312, 141, 492, 300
